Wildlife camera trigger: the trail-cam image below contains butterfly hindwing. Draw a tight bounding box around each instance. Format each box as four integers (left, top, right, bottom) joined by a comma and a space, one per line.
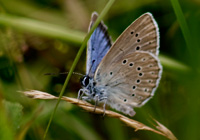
95, 52, 162, 116
86, 12, 112, 77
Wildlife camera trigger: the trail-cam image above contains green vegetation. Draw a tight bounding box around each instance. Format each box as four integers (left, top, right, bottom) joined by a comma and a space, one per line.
0, 0, 199, 139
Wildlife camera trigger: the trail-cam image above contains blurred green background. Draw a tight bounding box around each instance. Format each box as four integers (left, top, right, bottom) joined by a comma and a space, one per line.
0, 0, 200, 140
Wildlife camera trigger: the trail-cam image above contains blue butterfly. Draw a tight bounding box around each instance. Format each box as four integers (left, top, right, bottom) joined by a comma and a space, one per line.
78, 12, 162, 116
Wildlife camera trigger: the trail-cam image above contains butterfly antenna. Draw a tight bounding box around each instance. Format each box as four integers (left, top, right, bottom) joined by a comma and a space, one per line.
62, 72, 84, 77
44, 72, 84, 77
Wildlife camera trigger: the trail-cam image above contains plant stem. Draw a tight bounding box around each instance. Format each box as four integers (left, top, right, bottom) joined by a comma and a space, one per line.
170, 0, 192, 54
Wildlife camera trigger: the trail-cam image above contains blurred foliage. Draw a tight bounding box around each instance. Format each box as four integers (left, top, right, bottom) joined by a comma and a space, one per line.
0, 0, 200, 140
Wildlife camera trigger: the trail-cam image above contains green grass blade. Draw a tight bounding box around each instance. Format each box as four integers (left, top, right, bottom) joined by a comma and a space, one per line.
159, 54, 190, 72
0, 14, 85, 44
43, 0, 116, 139
170, 0, 192, 54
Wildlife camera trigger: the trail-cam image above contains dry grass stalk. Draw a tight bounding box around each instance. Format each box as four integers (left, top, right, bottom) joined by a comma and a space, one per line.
22, 90, 177, 140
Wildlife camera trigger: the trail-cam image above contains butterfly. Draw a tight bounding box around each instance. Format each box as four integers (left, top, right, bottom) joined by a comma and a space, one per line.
78, 12, 162, 116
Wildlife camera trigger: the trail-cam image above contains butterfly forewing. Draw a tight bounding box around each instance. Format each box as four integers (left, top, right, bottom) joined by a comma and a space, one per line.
86, 12, 112, 77
95, 13, 159, 69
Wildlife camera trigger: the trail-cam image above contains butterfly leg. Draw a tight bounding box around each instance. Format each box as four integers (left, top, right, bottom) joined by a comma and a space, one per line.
99, 97, 107, 116
77, 89, 84, 100
93, 95, 108, 115
78, 88, 89, 99
103, 98, 107, 116
93, 95, 99, 112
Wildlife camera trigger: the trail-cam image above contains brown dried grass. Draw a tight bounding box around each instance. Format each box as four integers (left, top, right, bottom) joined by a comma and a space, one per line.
22, 90, 177, 140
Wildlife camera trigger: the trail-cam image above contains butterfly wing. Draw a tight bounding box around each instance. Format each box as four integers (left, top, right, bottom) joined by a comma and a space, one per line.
94, 13, 162, 116
95, 52, 162, 116
95, 13, 159, 69
86, 12, 112, 77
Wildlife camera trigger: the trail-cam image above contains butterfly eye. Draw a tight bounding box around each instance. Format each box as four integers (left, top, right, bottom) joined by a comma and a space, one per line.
80, 76, 90, 87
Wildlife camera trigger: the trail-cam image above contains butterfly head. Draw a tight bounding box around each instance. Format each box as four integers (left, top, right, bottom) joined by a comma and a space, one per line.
80, 75, 97, 91
80, 75, 91, 87
79, 75, 98, 99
